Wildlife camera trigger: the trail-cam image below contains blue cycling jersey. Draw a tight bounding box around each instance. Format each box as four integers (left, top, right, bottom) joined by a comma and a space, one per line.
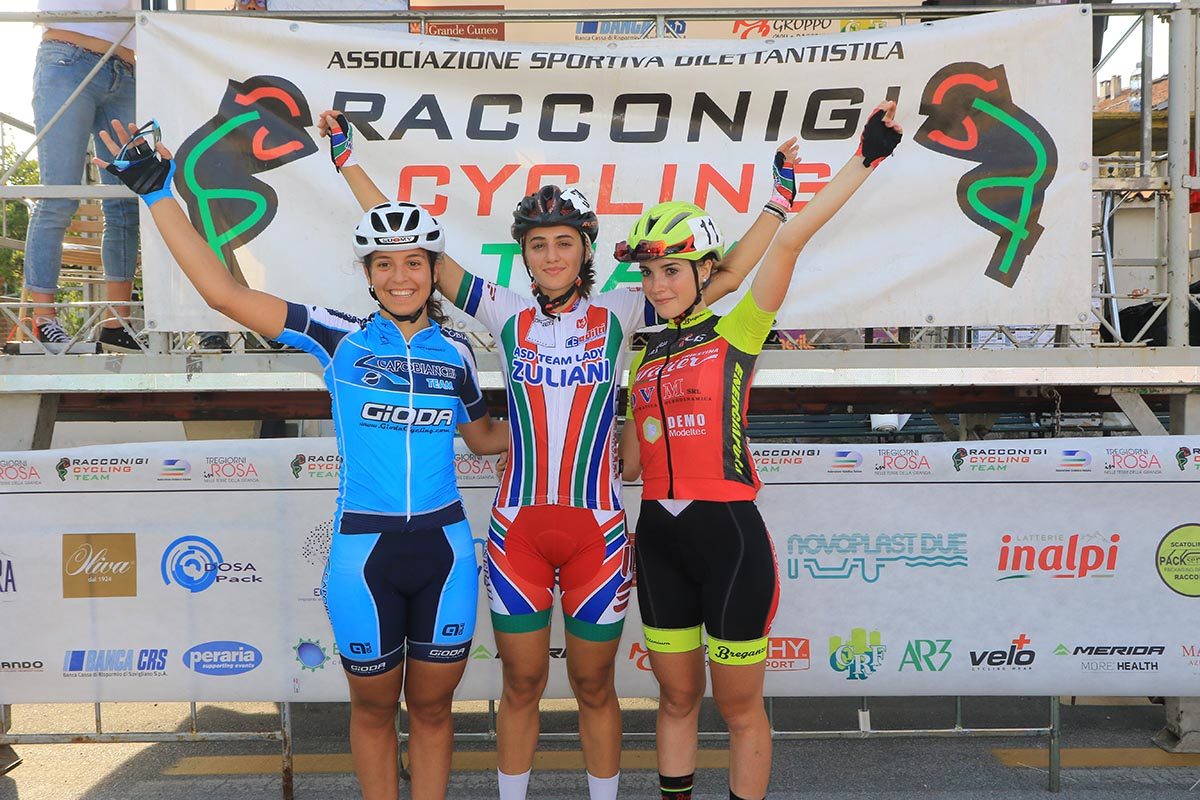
276, 303, 487, 528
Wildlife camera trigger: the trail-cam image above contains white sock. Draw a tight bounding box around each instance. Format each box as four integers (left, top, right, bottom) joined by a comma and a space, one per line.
498, 768, 531, 800
587, 771, 620, 800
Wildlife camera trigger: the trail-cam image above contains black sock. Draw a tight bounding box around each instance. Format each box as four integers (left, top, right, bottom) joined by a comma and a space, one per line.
730, 791, 763, 800
660, 772, 693, 800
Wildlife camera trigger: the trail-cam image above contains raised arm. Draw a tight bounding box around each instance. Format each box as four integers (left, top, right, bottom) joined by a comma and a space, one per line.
752, 102, 902, 313
95, 121, 286, 338
703, 137, 799, 304
319, 110, 469, 303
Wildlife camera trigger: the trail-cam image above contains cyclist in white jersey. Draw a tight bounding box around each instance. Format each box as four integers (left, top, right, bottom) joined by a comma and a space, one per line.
319, 109, 799, 800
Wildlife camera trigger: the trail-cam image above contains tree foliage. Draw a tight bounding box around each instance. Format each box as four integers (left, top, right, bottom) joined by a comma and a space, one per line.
0, 144, 39, 298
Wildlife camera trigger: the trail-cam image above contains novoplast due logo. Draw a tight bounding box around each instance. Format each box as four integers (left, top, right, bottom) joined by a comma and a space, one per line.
182, 641, 262, 676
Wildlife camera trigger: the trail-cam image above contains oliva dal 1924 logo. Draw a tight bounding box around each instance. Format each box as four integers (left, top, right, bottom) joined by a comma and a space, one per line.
61, 533, 137, 598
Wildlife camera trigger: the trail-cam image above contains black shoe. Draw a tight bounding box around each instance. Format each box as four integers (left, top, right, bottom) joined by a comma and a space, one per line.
34, 317, 73, 353
97, 325, 145, 353
0, 745, 21, 775
198, 332, 231, 353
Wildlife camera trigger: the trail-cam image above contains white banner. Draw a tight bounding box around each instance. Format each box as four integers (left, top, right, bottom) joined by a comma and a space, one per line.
138, 7, 1092, 332
2, 435, 1199, 702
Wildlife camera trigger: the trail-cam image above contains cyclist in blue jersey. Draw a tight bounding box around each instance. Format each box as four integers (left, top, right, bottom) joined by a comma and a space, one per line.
95, 119, 507, 800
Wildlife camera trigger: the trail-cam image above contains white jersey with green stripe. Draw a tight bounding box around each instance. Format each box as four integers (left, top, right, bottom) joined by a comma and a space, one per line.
456, 273, 655, 510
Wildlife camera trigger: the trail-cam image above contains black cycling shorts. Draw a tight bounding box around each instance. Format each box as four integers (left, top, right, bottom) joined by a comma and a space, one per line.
633, 499, 779, 665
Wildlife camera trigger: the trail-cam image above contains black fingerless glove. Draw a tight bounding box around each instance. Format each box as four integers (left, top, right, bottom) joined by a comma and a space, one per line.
857, 109, 902, 169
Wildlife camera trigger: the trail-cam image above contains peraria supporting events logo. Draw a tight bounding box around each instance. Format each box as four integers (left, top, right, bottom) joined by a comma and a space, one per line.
182, 641, 262, 676
952, 446, 1045, 473
290, 453, 341, 480
915, 62, 1057, 289
0, 458, 42, 486
829, 628, 886, 681
202, 456, 261, 484
55, 457, 149, 483
996, 533, 1120, 580
786, 531, 967, 582
1104, 447, 1163, 475
1053, 642, 1163, 673
969, 633, 1036, 671
61, 533, 137, 598
1156, 523, 1200, 598
161, 535, 262, 593
63, 647, 168, 677
898, 639, 953, 672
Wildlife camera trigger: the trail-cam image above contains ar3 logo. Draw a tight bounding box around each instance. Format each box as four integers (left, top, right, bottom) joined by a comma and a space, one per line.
175, 75, 317, 288
915, 62, 1058, 289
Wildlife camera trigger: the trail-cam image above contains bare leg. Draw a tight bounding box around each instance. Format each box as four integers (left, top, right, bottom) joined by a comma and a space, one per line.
648, 647, 707, 778
345, 665, 404, 800
403, 657, 469, 800
710, 660, 771, 799
564, 631, 622, 778
494, 627, 550, 775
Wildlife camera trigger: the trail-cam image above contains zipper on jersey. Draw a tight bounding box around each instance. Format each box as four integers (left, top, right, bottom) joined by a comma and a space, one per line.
405, 335, 414, 524
656, 324, 681, 499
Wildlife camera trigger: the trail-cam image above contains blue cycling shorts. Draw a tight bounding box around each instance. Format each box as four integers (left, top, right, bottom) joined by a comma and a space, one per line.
322, 506, 478, 676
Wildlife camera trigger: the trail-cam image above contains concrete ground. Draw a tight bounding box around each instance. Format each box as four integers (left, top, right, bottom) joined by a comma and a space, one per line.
2, 696, 1199, 799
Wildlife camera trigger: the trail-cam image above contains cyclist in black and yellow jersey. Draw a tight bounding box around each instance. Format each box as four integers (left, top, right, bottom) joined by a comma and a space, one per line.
619, 102, 903, 800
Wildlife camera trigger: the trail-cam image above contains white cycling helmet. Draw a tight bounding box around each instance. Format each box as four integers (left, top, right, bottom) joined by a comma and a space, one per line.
353, 201, 445, 259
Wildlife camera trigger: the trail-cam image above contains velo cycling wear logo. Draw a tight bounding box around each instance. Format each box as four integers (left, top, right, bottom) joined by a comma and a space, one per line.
175, 75, 315, 288
970, 633, 1036, 671
62, 534, 137, 598
915, 62, 1057, 288
829, 628, 885, 681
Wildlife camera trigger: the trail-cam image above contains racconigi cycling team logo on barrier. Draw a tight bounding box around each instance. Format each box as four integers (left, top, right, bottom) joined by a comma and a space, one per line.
915, 62, 1058, 289
174, 75, 317, 288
